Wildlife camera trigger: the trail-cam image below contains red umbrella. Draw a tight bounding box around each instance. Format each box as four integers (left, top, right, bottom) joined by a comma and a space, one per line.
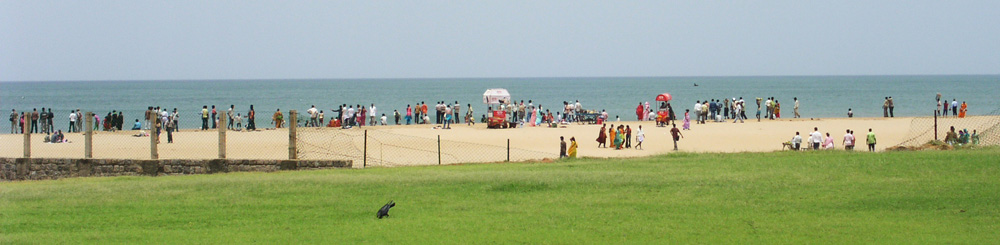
655, 93, 672, 102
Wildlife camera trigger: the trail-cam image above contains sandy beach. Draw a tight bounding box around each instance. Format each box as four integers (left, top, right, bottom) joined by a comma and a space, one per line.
1, 116, 993, 167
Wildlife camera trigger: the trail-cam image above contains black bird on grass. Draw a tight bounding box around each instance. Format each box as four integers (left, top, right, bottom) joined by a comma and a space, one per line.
377, 201, 396, 219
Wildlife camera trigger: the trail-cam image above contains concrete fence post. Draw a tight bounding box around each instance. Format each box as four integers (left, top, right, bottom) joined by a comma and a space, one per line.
363, 129, 367, 168
150, 117, 158, 160
85, 112, 93, 158
23, 119, 30, 158
219, 114, 226, 159
288, 110, 297, 160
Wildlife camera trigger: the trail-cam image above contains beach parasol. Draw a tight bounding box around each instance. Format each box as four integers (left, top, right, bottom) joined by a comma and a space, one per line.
483, 88, 511, 105
655, 93, 672, 102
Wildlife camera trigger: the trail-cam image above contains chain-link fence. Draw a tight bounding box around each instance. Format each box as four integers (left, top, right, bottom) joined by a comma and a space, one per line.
297, 127, 553, 168
895, 106, 1000, 148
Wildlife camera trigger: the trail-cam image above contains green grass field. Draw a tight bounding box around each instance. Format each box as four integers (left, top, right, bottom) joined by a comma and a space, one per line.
2, 149, 999, 243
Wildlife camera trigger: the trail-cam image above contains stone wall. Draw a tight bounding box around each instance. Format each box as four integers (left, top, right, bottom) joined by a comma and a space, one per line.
0, 158, 351, 181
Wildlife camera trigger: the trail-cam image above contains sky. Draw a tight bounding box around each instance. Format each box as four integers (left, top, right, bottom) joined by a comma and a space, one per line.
1, 0, 998, 81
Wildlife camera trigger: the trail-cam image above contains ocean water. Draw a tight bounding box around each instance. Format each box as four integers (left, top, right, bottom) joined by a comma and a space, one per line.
1, 75, 998, 131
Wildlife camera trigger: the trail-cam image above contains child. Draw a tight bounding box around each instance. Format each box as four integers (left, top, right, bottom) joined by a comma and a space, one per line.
235, 113, 243, 129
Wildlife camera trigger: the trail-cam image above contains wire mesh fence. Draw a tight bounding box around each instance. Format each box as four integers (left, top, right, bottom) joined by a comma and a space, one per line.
297, 127, 554, 168
895, 106, 1000, 148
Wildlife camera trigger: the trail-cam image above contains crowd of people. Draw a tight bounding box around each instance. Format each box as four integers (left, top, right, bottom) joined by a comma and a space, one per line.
788, 127, 877, 152
937, 98, 969, 118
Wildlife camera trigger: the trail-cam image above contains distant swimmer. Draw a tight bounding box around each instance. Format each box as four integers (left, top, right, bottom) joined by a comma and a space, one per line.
694, 83, 699, 87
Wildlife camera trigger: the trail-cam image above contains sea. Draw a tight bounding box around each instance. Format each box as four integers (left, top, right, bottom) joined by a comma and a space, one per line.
1, 75, 998, 131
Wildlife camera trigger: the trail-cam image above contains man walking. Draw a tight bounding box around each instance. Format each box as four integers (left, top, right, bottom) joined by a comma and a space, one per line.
810, 127, 822, 150
794, 97, 801, 118
670, 124, 683, 150
866, 128, 877, 152
844, 129, 855, 150
732, 101, 744, 123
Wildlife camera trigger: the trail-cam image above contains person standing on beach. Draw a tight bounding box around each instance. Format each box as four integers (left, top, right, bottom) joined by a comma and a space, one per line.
9, 109, 17, 134
732, 101, 744, 123
68, 110, 77, 133
420, 102, 428, 124
453, 101, 461, 124
224, 105, 233, 129
844, 129, 855, 150
791, 132, 802, 150
959, 101, 968, 118
466, 104, 475, 126
369, 104, 377, 126
30, 108, 38, 133
559, 136, 567, 158
866, 128, 877, 152
596, 124, 607, 148
394, 110, 401, 125
274, 109, 284, 128
625, 125, 632, 148
247, 105, 256, 131
683, 109, 691, 130
40, 108, 48, 134
307, 105, 318, 127
794, 97, 801, 118
444, 104, 452, 129
693, 101, 702, 124
810, 127, 822, 150
319, 110, 325, 126
764, 98, 772, 120
951, 99, 958, 116
201, 106, 209, 130
636, 103, 644, 121
405, 105, 413, 125
211, 105, 218, 129
882, 97, 889, 117
887, 97, 895, 117
848, 108, 853, 118
568, 137, 578, 158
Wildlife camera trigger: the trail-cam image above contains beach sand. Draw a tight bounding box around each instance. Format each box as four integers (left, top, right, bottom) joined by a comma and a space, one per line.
1, 116, 990, 167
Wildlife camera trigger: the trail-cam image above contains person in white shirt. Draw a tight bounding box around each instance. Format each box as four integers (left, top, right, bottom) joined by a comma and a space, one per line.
694, 101, 702, 124
307, 105, 318, 127
635, 125, 645, 150
791, 132, 802, 150
810, 127, 823, 150
951, 99, 959, 116
843, 129, 855, 150
380, 114, 387, 126
68, 111, 78, 133
369, 104, 377, 126
732, 101, 744, 123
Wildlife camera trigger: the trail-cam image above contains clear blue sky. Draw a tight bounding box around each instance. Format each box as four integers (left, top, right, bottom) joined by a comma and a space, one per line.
2, 0, 998, 81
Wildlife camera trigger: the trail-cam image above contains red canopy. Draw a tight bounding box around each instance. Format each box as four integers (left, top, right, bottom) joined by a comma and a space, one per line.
655, 93, 672, 102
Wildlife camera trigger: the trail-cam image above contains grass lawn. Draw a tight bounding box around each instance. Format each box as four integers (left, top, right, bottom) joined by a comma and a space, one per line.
2, 149, 999, 243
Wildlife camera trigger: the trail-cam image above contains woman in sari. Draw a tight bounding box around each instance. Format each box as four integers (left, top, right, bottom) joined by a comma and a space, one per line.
536, 106, 544, 126
683, 109, 691, 130
614, 125, 624, 149
774, 101, 781, 118
596, 124, 607, 148
959, 102, 967, 118
608, 124, 616, 147
568, 137, 578, 158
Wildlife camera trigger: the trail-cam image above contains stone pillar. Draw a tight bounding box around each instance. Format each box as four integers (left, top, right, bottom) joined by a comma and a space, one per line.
288, 110, 297, 160
218, 114, 226, 159
150, 118, 158, 160
85, 112, 93, 158
23, 119, 30, 158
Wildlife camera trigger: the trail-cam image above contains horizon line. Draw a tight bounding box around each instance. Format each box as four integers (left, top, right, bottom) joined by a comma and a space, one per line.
2, 73, 998, 83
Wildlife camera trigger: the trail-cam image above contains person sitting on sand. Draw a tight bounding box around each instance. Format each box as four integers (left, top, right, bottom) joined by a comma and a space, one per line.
51, 130, 65, 143
959, 129, 970, 145
944, 126, 958, 145
132, 119, 141, 130
568, 137, 578, 158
